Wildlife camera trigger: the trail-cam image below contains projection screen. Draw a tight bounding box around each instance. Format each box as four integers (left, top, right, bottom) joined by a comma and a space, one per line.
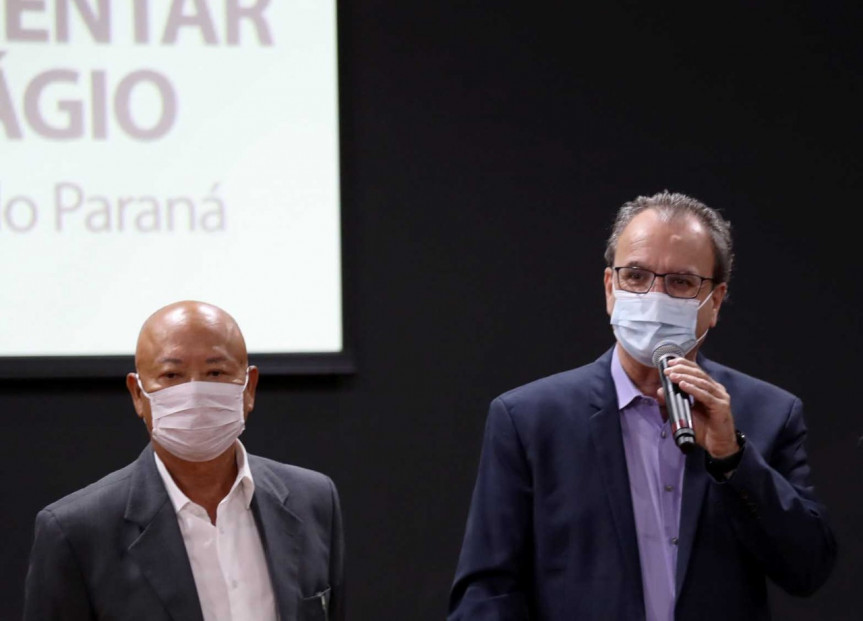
0, 1, 350, 378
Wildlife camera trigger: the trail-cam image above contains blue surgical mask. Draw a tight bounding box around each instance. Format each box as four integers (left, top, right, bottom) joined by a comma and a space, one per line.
610, 289, 709, 366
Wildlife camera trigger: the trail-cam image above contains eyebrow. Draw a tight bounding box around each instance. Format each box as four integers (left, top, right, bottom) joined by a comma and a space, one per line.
156, 357, 183, 365
625, 262, 700, 275
155, 356, 230, 365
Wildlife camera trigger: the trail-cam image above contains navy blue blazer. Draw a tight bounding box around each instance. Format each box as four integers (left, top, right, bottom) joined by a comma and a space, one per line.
24, 444, 344, 621
448, 347, 836, 620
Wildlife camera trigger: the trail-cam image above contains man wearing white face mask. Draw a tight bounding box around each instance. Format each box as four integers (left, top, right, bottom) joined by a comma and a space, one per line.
448, 191, 837, 621
24, 300, 344, 621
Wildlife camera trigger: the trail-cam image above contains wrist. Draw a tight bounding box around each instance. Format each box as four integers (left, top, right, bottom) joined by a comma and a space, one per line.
705, 429, 746, 478
709, 441, 740, 459
707, 426, 743, 458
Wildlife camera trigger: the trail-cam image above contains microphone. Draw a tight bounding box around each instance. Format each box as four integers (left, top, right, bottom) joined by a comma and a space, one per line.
652, 343, 696, 454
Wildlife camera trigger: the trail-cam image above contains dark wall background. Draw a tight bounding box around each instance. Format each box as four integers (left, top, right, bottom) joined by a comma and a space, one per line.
3, 2, 861, 619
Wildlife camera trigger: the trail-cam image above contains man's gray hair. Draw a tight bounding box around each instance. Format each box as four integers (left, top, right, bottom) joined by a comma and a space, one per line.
603, 190, 734, 285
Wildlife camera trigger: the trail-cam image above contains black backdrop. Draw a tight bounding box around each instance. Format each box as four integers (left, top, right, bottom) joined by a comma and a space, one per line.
3, 2, 862, 619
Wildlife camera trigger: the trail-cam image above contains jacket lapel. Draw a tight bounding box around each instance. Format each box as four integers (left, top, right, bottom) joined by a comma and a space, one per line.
124, 446, 204, 621
250, 457, 303, 621
589, 407, 642, 581
675, 449, 709, 596
675, 354, 714, 595
587, 357, 643, 597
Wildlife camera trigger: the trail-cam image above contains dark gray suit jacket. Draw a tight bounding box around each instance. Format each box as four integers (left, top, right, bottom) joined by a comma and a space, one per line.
24, 444, 344, 621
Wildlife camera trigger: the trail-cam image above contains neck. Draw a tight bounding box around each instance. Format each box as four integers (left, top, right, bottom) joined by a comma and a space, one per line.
616, 344, 663, 398
154, 442, 239, 523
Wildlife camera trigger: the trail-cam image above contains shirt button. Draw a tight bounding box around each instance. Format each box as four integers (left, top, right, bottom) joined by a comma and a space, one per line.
231, 579, 239, 589
661, 430, 667, 439
664, 484, 674, 492
671, 537, 679, 545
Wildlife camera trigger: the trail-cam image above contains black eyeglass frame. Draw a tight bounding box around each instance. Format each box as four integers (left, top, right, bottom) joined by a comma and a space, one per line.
612, 266, 716, 299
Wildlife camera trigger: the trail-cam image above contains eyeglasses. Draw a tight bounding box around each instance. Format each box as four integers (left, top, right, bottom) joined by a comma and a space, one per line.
613, 266, 714, 299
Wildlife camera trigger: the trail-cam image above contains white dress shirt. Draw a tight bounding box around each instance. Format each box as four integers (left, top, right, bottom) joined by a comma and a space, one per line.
154, 441, 278, 621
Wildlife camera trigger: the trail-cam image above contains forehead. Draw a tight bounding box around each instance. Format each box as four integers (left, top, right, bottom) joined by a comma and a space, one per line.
616, 209, 715, 274
136, 307, 245, 369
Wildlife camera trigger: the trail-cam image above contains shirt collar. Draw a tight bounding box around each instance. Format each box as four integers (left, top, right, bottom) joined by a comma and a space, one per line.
153, 440, 256, 514
611, 345, 646, 411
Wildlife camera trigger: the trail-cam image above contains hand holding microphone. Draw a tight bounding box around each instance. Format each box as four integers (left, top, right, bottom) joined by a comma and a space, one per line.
652, 343, 696, 454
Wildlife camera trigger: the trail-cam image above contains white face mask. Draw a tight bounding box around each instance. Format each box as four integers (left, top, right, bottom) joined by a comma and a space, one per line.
610, 289, 710, 366
136, 371, 248, 462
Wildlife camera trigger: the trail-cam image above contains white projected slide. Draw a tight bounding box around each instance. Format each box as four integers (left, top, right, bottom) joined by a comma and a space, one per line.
0, 1, 344, 370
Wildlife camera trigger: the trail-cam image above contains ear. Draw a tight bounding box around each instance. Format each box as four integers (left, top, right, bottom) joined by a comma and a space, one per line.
126, 372, 145, 419
708, 283, 727, 328
604, 267, 615, 316
243, 365, 259, 419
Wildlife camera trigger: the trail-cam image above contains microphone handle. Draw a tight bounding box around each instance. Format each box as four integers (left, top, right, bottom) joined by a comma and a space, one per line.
657, 354, 696, 453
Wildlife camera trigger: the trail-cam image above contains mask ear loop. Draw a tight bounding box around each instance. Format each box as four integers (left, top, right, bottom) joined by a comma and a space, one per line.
686, 287, 717, 354
696, 292, 713, 311
135, 374, 152, 399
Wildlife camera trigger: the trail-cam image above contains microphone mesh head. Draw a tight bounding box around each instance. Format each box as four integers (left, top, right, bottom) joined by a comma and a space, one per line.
652, 343, 685, 367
